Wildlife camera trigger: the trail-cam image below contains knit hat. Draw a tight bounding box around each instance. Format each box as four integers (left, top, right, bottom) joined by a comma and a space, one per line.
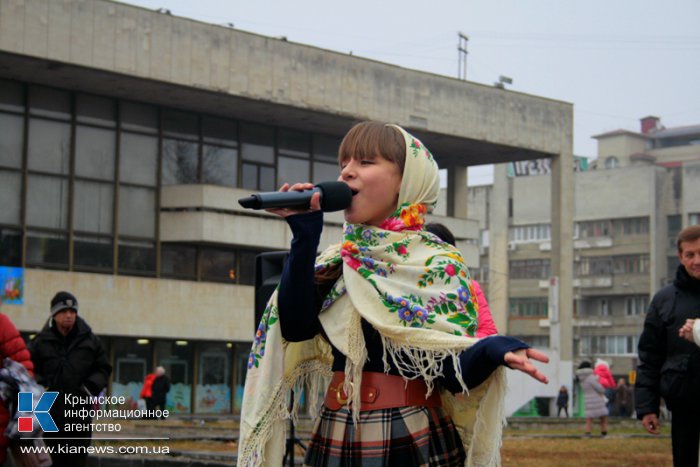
50, 291, 78, 317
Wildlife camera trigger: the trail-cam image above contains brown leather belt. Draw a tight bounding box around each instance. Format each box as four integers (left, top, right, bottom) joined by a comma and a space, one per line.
324, 371, 441, 411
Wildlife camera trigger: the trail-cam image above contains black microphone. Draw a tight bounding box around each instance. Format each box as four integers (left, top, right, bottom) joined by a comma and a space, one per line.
238, 181, 353, 212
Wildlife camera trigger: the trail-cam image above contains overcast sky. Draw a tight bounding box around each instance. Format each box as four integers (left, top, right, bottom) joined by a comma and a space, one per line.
118, 0, 700, 184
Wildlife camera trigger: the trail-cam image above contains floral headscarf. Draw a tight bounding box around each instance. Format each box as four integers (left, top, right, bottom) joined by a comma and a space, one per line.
239, 124, 506, 466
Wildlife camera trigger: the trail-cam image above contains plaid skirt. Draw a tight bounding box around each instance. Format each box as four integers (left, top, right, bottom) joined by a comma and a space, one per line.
304, 404, 465, 467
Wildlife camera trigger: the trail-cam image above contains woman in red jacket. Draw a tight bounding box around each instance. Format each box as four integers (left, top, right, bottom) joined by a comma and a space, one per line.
0, 312, 34, 464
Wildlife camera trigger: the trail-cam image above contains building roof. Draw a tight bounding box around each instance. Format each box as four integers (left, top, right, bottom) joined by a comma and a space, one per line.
649, 124, 700, 139
592, 129, 647, 140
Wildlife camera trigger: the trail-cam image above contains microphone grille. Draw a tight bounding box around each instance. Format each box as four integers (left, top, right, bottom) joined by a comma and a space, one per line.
316, 182, 353, 212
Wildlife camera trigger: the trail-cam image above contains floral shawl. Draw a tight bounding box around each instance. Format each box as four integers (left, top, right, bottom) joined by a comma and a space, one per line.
238, 125, 506, 466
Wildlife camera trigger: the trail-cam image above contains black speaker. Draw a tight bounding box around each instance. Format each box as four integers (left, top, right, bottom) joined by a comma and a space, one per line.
254, 251, 289, 332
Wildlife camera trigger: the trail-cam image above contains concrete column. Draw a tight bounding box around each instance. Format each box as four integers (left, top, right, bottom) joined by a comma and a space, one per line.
550, 149, 574, 364
446, 165, 468, 219
488, 163, 509, 334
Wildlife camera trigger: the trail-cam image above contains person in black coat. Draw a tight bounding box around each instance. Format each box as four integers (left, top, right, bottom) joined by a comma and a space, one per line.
30, 291, 112, 467
150, 366, 170, 418
635, 225, 700, 467
556, 385, 569, 417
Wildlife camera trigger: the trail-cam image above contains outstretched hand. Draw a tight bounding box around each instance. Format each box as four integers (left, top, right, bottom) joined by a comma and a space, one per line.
265, 182, 321, 218
504, 348, 549, 384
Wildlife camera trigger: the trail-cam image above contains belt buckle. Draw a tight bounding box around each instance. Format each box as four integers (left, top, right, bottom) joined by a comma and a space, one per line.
334, 381, 354, 406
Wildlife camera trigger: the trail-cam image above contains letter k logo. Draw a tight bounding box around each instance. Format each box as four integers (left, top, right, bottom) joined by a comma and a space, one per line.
18, 392, 59, 432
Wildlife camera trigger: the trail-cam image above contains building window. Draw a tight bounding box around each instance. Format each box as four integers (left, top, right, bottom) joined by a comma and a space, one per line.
612, 255, 649, 274
509, 298, 548, 317
241, 123, 275, 191
513, 335, 549, 348
510, 259, 550, 279
575, 256, 612, 276
625, 295, 648, 316
580, 335, 637, 356
576, 220, 612, 238
509, 224, 551, 244
604, 156, 619, 169
613, 217, 649, 236
312, 134, 341, 184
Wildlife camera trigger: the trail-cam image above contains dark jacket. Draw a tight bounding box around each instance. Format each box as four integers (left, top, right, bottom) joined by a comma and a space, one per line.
30, 316, 111, 434
151, 375, 170, 406
0, 313, 34, 463
635, 265, 700, 416
556, 389, 569, 408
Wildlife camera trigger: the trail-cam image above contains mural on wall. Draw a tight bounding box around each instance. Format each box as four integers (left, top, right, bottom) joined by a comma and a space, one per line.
0, 266, 23, 305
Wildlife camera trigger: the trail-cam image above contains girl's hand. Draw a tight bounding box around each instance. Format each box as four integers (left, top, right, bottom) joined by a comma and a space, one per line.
265, 182, 321, 218
504, 348, 549, 384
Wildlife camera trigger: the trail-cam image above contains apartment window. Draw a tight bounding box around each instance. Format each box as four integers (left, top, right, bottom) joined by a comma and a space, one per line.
600, 298, 609, 316
575, 256, 612, 276
202, 116, 238, 187
509, 298, 548, 317
161, 245, 197, 280
613, 255, 649, 274
625, 295, 648, 316
580, 335, 637, 356
689, 213, 700, 226
614, 217, 649, 236
577, 220, 612, 238
510, 259, 550, 279
509, 224, 551, 244
514, 335, 549, 348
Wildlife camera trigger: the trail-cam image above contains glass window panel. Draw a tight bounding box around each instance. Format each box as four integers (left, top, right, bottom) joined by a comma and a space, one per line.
313, 134, 341, 162
76, 94, 115, 127
26, 175, 69, 229
154, 341, 192, 413
200, 248, 236, 283
163, 109, 198, 140
26, 231, 68, 267
238, 250, 258, 286
196, 343, 232, 414
241, 164, 257, 190
259, 166, 275, 191
75, 126, 115, 180
120, 101, 157, 134
312, 161, 339, 184
27, 119, 71, 174
278, 129, 310, 157
162, 139, 198, 185
118, 240, 156, 274
0, 113, 24, 168
0, 228, 22, 266
119, 133, 158, 186
277, 157, 310, 186
0, 79, 23, 112
161, 244, 197, 279
202, 145, 237, 187
74, 181, 113, 234
118, 186, 155, 238
0, 171, 21, 225
241, 124, 274, 164
28, 85, 70, 119
73, 235, 113, 270
202, 116, 237, 146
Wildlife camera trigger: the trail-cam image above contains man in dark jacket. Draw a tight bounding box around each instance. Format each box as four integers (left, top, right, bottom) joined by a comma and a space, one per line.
635, 224, 700, 467
30, 291, 112, 467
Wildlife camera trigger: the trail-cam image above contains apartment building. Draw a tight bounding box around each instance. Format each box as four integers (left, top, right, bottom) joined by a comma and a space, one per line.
467, 116, 700, 378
